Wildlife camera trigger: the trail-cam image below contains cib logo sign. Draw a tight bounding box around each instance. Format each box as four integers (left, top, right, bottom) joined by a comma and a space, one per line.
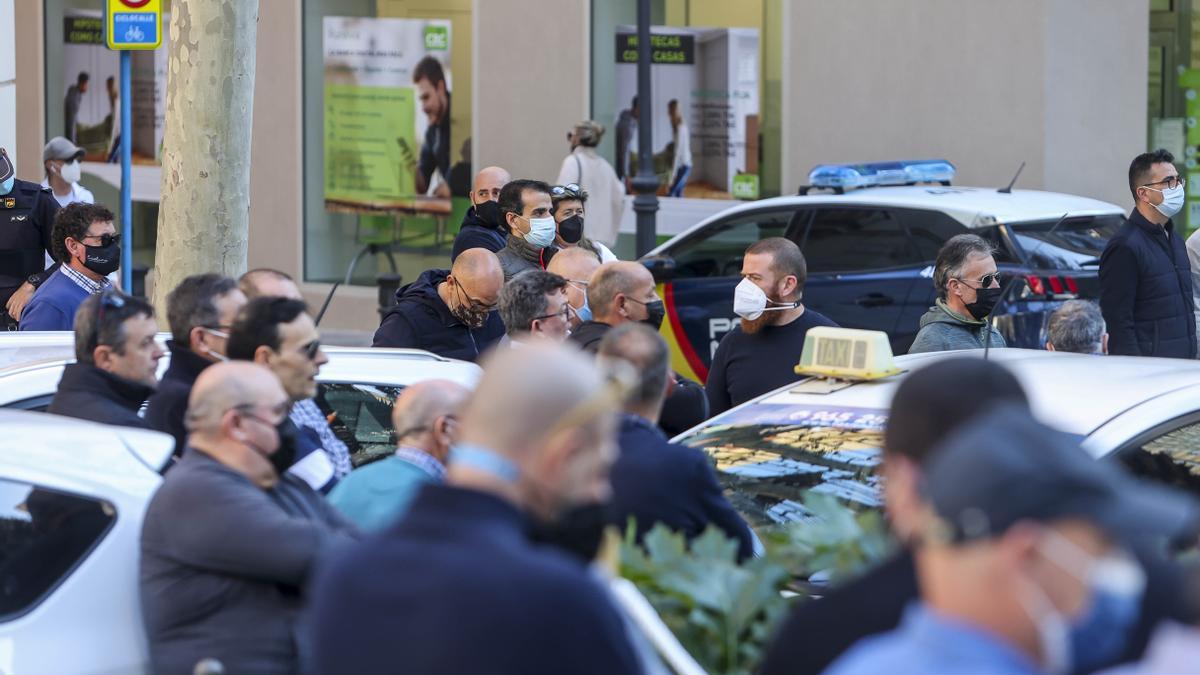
424, 25, 449, 50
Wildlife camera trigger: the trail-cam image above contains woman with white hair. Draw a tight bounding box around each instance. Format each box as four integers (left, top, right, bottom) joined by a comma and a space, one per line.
556, 120, 626, 250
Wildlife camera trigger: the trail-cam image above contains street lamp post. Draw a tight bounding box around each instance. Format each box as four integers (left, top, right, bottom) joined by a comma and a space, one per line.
632, 0, 659, 257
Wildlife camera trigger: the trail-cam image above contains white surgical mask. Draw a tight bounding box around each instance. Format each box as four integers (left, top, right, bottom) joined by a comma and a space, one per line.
733, 278, 798, 320
60, 160, 82, 184
1147, 184, 1185, 219
523, 215, 557, 249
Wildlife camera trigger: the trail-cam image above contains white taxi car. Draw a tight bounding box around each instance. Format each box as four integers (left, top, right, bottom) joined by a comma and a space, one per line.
0, 344, 482, 674
674, 328, 1200, 529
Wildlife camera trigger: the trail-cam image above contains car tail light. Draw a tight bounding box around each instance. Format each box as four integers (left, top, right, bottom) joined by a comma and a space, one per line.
1023, 275, 1080, 300
1064, 277, 1079, 294
1047, 276, 1065, 294
1025, 275, 1046, 296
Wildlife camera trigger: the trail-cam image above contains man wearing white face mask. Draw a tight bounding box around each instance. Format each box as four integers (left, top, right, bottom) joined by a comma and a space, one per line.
1100, 149, 1196, 358
826, 405, 1200, 675
497, 179, 558, 281
705, 237, 836, 416
42, 137, 94, 208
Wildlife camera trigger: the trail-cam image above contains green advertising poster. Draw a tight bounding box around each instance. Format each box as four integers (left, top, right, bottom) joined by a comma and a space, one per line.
323, 17, 452, 208
324, 84, 415, 204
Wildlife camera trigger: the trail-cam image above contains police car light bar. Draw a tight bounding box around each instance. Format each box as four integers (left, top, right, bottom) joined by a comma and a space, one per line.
794, 327, 902, 382
807, 160, 956, 190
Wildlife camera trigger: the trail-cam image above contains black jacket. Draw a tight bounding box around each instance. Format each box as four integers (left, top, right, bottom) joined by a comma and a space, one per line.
144, 341, 212, 456
612, 414, 753, 559
0, 178, 59, 307
760, 545, 1191, 675
450, 206, 507, 262
47, 362, 153, 430
568, 320, 709, 436
371, 269, 505, 362
1100, 209, 1197, 358
309, 485, 642, 674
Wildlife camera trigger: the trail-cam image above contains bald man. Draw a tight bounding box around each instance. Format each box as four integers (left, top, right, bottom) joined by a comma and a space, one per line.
329, 379, 470, 531
569, 261, 663, 351
311, 344, 643, 674
451, 165, 512, 262
239, 268, 303, 301
372, 248, 505, 361
140, 362, 357, 675
547, 245, 601, 329
571, 261, 709, 436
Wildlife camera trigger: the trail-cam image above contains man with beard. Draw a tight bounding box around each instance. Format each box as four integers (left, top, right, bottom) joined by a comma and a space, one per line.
372, 248, 505, 362
705, 238, 836, 416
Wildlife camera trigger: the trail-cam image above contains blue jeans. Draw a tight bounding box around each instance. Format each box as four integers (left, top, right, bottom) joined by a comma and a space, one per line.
668, 165, 691, 197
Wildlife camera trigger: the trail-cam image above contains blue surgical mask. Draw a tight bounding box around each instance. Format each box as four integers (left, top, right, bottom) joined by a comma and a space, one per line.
1024, 531, 1146, 674
577, 299, 593, 323
0, 176, 13, 196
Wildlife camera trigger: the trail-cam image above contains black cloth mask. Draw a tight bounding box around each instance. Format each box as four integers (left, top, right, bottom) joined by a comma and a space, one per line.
558, 215, 584, 244
964, 286, 1003, 321
83, 239, 120, 277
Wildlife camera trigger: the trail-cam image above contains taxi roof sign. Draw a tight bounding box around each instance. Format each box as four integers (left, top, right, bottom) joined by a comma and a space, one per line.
107, 0, 162, 50
794, 327, 902, 382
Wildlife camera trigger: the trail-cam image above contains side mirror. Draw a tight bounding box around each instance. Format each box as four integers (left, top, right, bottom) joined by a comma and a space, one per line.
640, 255, 677, 282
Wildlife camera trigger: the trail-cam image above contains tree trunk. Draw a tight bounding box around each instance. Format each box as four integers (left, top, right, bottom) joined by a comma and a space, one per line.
152, 0, 259, 313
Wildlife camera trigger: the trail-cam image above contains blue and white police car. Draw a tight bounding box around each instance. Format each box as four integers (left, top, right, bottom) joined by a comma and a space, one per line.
642, 160, 1125, 383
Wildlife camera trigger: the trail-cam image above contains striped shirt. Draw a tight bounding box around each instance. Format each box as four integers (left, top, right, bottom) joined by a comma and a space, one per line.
61, 264, 110, 294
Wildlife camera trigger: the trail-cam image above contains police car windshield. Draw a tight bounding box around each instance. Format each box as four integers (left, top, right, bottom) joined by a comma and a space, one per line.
1008, 214, 1122, 270
676, 403, 885, 529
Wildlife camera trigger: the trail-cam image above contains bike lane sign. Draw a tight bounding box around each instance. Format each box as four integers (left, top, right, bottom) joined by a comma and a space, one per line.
107, 0, 162, 50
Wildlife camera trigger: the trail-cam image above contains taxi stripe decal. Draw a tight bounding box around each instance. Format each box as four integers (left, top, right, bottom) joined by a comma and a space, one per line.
661, 283, 709, 383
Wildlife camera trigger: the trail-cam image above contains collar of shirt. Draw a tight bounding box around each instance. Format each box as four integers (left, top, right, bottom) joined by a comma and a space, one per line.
394, 445, 446, 481
60, 264, 110, 294
899, 602, 1040, 674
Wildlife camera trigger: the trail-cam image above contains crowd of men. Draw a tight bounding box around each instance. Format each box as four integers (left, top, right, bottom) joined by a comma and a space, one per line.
4, 137, 1200, 673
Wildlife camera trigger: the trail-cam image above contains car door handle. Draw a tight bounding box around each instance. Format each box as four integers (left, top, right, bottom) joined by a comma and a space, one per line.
855, 293, 894, 307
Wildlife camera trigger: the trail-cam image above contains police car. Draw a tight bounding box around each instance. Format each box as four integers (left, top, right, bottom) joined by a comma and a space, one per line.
674, 327, 1200, 530
641, 160, 1125, 383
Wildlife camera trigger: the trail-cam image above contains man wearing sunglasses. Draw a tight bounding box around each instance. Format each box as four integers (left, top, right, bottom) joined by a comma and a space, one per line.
909, 234, 1007, 354
373, 247, 505, 361
227, 297, 346, 493
19, 201, 118, 331
1101, 149, 1197, 358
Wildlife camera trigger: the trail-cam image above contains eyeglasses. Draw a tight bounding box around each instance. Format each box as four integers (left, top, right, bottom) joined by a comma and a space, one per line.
79, 233, 121, 248
955, 273, 1001, 288
551, 183, 583, 199
455, 279, 497, 313
534, 304, 574, 322
567, 279, 589, 290
1142, 176, 1186, 190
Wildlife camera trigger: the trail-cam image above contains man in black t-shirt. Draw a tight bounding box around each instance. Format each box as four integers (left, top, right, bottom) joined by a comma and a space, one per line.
705, 237, 836, 416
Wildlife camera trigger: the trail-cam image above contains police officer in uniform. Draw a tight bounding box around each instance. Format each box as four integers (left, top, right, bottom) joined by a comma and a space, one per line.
0, 148, 60, 329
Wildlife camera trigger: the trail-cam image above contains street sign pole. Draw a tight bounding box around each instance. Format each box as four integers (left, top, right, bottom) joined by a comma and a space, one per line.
107, 0, 161, 294
119, 49, 132, 291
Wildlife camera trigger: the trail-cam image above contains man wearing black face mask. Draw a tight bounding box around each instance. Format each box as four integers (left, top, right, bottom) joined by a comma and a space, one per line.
909, 234, 1006, 354
571, 262, 708, 436
450, 165, 511, 262
373, 248, 506, 361
140, 362, 358, 675
20, 202, 118, 331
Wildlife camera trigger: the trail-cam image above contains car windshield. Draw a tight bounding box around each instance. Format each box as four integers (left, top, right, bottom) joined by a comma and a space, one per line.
676, 403, 886, 529
1008, 214, 1123, 270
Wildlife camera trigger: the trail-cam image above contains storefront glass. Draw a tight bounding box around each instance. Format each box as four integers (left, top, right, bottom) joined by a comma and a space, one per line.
302, 0, 473, 286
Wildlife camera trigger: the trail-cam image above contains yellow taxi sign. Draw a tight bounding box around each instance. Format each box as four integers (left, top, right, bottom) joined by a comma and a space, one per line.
107, 0, 162, 51
794, 327, 902, 381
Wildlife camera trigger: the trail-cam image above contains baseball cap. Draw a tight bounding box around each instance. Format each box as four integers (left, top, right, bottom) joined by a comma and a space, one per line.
43, 137, 85, 163
921, 405, 1200, 546
0, 148, 13, 183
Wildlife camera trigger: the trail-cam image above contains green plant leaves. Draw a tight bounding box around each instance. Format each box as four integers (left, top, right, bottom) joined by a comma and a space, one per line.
618, 491, 893, 675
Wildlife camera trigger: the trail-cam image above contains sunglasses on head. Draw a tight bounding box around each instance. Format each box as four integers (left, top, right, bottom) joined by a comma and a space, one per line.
551, 183, 583, 199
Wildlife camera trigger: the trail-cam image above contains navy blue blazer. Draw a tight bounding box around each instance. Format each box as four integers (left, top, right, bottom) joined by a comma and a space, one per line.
611, 414, 754, 560
308, 484, 642, 674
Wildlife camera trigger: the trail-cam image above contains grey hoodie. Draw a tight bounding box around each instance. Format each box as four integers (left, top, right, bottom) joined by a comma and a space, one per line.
908, 300, 1006, 354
